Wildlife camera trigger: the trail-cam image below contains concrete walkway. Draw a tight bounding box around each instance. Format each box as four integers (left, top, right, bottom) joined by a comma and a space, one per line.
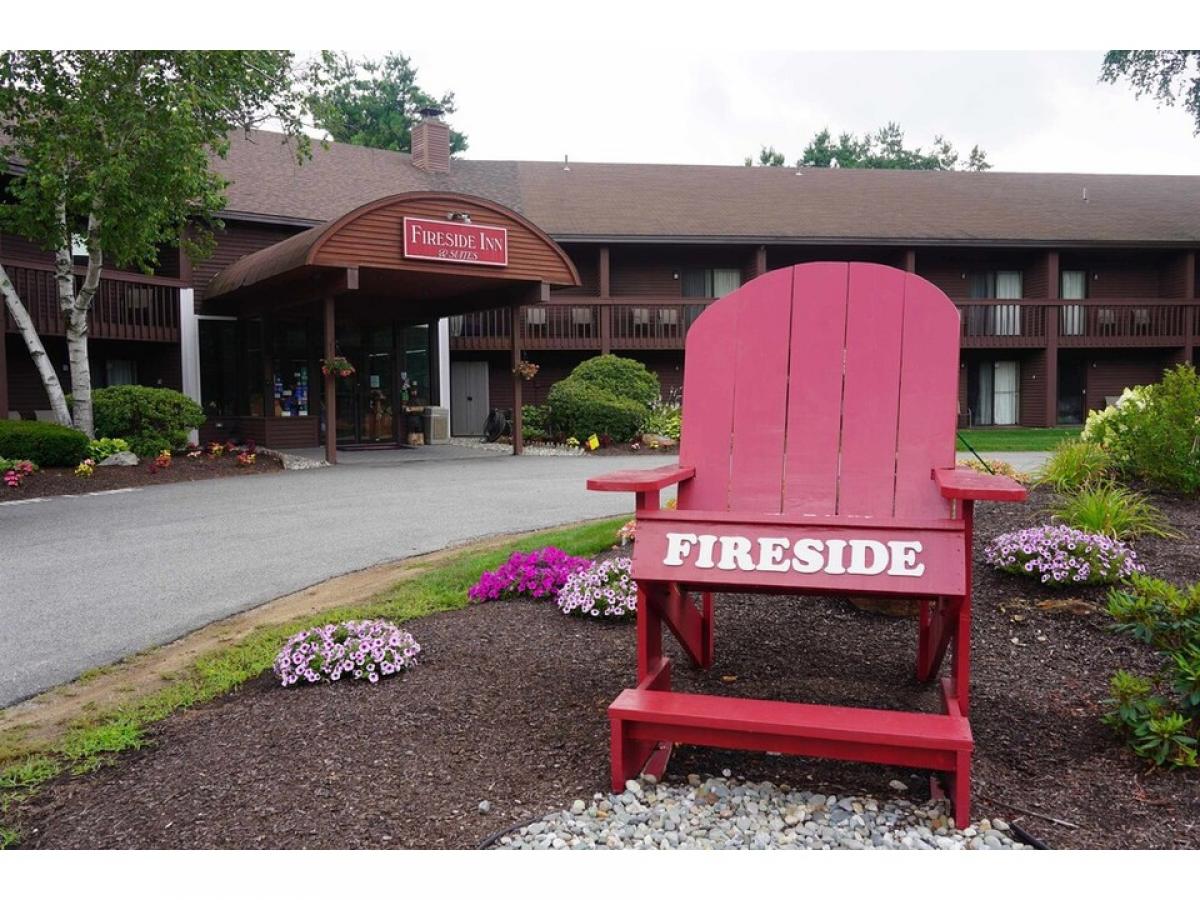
0, 453, 672, 708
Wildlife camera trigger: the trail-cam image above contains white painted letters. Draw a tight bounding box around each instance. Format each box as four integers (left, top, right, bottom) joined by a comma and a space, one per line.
659, 532, 929, 580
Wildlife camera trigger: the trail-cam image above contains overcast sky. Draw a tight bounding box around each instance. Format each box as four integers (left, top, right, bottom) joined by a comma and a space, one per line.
356, 48, 1198, 175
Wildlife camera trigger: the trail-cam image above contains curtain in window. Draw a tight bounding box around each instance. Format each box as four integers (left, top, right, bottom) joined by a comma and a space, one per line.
712, 269, 742, 297
1060, 270, 1086, 336
991, 271, 1022, 336
681, 269, 709, 298
993, 361, 1020, 425
975, 361, 995, 425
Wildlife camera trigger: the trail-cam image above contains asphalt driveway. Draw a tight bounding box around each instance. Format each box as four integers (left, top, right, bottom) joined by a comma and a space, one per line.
0, 453, 670, 708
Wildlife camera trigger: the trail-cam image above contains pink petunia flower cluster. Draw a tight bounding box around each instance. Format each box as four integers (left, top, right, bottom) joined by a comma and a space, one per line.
985, 524, 1144, 586
468, 547, 592, 603
556, 556, 638, 619
273, 619, 421, 687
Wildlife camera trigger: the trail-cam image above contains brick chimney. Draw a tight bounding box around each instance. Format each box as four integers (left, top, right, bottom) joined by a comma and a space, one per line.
411, 107, 451, 174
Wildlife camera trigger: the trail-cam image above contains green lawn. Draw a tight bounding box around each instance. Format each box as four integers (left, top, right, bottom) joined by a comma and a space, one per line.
0, 514, 626, 848
956, 427, 1081, 453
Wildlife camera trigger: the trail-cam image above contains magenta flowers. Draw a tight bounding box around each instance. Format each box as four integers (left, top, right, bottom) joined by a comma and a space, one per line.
985, 525, 1144, 587
556, 556, 638, 619
273, 619, 421, 687
468, 547, 592, 604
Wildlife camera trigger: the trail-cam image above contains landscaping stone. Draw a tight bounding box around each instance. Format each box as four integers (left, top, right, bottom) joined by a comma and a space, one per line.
97, 450, 139, 466
496, 776, 1026, 851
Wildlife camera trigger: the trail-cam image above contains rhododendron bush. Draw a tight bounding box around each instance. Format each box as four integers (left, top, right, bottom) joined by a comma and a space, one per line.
468, 547, 591, 603
274, 619, 421, 686
556, 556, 638, 619
985, 525, 1144, 586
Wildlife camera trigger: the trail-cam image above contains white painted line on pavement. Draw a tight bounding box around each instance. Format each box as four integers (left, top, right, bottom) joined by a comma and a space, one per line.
1, 487, 143, 507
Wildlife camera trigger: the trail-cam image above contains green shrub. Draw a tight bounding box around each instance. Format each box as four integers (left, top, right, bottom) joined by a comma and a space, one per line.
87, 437, 131, 462
569, 355, 660, 408
1037, 439, 1113, 492
641, 398, 682, 440
546, 378, 647, 442
1104, 575, 1200, 768
0, 419, 90, 467
1082, 364, 1200, 493
90, 386, 205, 458
521, 404, 550, 442
1049, 482, 1179, 540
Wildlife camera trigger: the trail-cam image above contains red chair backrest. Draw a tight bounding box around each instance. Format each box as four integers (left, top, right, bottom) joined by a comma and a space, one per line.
677, 262, 959, 520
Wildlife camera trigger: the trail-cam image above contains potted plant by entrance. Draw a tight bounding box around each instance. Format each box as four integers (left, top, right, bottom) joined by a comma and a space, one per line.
321, 356, 356, 379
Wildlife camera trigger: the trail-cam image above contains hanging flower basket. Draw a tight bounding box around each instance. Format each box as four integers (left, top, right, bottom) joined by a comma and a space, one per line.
513, 359, 540, 381
321, 356, 356, 378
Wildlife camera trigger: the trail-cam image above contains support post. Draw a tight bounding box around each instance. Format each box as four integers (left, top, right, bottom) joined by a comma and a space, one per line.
511, 304, 524, 456
754, 245, 768, 278
904, 249, 917, 273
323, 292, 337, 465
0, 311, 8, 420
1044, 251, 1060, 428
1182, 251, 1196, 364
599, 245, 612, 355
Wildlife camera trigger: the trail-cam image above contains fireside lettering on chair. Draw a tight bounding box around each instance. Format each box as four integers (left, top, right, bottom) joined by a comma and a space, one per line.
660, 532, 926, 576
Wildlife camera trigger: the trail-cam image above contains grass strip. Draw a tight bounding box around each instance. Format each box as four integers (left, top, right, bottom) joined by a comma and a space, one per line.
957, 427, 1081, 453
0, 515, 625, 848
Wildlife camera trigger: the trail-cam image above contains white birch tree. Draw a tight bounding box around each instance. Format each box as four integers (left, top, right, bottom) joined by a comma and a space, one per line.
0, 51, 315, 435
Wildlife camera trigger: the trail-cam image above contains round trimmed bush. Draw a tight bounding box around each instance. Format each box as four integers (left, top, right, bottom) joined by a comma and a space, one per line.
556, 556, 638, 619
546, 378, 648, 442
570, 355, 660, 409
985, 525, 1144, 587
0, 419, 90, 467
273, 619, 421, 686
90, 386, 205, 458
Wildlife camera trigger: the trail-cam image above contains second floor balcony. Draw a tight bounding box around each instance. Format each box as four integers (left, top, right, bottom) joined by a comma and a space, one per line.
1, 261, 182, 343
450, 295, 1200, 354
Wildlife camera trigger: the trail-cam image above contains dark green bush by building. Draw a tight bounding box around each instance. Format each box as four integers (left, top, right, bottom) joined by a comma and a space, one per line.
0, 419, 90, 467
90, 386, 206, 458
547, 379, 647, 442
568, 355, 660, 410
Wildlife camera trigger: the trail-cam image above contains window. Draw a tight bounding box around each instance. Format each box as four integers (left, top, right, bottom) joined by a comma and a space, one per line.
681, 268, 742, 298
199, 319, 241, 417
1060, 270, 1086, 336
970, 360, 1020, 426
105, 359, 137, 386
966, 270, 1022, 336
272, 322, 311, 418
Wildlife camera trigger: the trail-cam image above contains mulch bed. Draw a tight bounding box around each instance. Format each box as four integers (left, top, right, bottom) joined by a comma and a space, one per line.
1, 453, 283, 502
13, 487, 1200, 849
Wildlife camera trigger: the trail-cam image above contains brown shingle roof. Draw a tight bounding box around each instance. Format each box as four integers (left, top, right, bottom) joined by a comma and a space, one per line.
213, 131, 1200, 246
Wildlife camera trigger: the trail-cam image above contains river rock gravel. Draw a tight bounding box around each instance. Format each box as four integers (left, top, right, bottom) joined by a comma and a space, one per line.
494, 775, 1026, 850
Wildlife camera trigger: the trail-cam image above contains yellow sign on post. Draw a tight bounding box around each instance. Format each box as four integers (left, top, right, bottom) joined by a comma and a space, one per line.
586, 434, 600, 451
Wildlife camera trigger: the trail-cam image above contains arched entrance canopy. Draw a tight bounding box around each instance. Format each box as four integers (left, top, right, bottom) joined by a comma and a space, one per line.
206, 191, 580, 313
204, 192, 580, 462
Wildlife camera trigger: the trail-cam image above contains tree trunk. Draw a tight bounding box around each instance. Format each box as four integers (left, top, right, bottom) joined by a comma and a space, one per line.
0, 262, 73, 426
54, 207, 103, 438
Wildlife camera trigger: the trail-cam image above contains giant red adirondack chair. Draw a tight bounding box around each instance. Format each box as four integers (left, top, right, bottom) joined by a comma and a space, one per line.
587, 262, 1027, 823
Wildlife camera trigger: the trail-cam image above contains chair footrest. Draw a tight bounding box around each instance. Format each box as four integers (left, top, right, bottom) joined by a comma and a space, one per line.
610, 689, 971, 771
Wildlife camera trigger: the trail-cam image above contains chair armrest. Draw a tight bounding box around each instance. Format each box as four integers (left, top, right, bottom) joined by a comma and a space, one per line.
933, 467, 1028, 502
587, 465, 696, 493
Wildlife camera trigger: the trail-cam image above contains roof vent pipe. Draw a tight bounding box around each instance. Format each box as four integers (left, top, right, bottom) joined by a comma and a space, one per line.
412, 107, 451, 174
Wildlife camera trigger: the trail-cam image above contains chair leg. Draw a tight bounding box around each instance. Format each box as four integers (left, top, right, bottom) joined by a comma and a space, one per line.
952, 749, 972, 827
610, 717, 656, 792
636, 584, 664, 682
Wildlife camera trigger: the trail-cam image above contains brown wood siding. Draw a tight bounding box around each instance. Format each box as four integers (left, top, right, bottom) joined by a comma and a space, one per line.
1160, 252, 1195, 298
1059, 250, 1171, 298
192, 221, 307, 310
916, 250, 1040, 298
1019, 350, 1046, 426
1082, 351, 1177, 413
609, 246, 749, 297
313, 197, 576, 285
1025, 254, 1049, 299
555, 245, 600, 296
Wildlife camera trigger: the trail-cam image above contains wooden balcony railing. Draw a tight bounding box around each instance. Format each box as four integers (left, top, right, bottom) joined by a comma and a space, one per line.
1, 261, 182, 342
448, 296, 1200, 354
955, 298, 1199, 349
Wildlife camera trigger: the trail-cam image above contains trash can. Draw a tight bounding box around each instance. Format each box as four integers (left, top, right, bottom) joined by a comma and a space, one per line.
423, 406, 450, 445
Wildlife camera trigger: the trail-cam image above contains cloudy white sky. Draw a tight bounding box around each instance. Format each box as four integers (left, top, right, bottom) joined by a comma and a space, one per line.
357, 48, 1198, 175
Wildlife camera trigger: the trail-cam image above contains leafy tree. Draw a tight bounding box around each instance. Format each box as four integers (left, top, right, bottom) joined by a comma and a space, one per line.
307, 52, 467, 154
1101, 51, 1200, 134
0, 51, 312, 436
744, 145, 786, 166
753, 123, 991, 171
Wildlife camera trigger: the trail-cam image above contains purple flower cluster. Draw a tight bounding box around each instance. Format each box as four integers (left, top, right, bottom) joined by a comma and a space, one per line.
273, 619, 421, 687
985, 525, 1144, 586
468, 547, 592, 603
556, 556, 638, 619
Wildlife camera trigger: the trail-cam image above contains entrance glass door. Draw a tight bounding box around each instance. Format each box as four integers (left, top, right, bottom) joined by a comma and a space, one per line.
332, 324, 398, 445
